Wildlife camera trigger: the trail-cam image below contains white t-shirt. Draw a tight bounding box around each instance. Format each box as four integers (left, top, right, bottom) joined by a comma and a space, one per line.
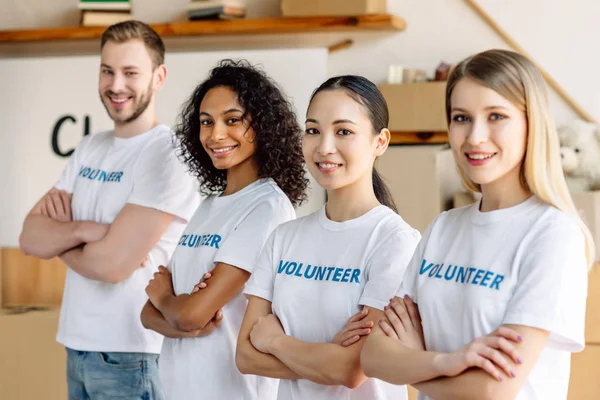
397, 195, 588, 400
245, 205, 421, 400
54, 124, 199, 353
159, 178, 296, 400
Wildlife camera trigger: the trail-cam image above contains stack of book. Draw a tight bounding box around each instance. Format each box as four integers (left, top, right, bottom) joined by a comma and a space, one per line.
186, 0, 247, 21
79, 0, 133, 27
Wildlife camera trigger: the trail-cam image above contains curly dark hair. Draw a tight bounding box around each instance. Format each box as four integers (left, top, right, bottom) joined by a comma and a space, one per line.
175, 59, 308, 206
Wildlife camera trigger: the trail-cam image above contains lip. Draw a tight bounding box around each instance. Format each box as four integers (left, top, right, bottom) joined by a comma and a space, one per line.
210, 145, 237, 159
316, 161, 342, 174
465, 152, 496, 166
108, 95, 132, 108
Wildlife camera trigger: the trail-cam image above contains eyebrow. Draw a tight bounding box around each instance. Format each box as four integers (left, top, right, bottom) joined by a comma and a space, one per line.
100, 64, 139, 70
305, 118, 357, 125
199, 108, 244, 118
451, 106, 508, 112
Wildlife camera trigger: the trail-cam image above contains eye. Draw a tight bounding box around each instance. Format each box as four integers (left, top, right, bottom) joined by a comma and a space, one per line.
490, 113, 506, 121
337, 129, 352, 136
102, 69, 113, 75
125, 72, 137, 76
200, 120, 213, 126
305, 128, 319, 135
226, 118, 240, 124
575, 148, 580, 153
452, 114, 470, 123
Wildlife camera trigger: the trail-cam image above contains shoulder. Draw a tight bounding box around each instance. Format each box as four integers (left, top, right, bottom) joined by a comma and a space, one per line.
527, 201, 585, 248
139, 125, 179, 156
374, 207, 422, 243
76, 129, 113, 152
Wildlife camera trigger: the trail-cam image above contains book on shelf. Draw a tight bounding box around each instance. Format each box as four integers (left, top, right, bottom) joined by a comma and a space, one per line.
81, 10, 133, 27
78, 0, 131, 11
186, 0, 247, 20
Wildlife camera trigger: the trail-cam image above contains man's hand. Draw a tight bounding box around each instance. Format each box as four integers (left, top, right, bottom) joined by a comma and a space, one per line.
41, 189, 72, 222
146, 265, 175, 308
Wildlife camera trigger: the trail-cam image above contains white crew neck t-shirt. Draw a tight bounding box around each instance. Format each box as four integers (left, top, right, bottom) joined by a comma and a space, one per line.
397, 195, 588, 400
159, 178, 296, 400
54, 124, 199, 354
245, 205, 421, 400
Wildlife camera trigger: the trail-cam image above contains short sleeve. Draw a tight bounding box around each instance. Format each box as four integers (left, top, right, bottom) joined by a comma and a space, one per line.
213, 197, 294, 274
54, 137, 88, 192
396, 215, 439, 303
359, 228, 421, 310
502, 221, 588, 352
243, 230, 278, 302
127, 135, 198, 222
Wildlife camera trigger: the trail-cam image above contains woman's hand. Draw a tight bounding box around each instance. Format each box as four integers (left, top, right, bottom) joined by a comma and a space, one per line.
379, 296, 425, 351
333, 308, 374, 347
250, 314, 286, 354
145, 265, 175, 308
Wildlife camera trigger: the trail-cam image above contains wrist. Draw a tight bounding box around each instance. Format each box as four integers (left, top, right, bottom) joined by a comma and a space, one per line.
267, 332, 287, 354
431, 352, 450, 377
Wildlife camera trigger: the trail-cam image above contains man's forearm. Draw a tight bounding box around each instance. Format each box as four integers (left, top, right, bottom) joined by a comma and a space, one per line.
60, 242, 133, 284
19, 215, 84, 259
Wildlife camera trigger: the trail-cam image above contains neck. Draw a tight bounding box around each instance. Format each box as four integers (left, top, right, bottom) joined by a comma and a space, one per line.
113, 102, 158, 138
325, 172, 380, 222
222, 157, 260, 196
480, 166, 531, 212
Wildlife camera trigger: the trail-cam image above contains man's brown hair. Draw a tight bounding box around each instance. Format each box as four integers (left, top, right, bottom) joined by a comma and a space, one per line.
101, 20, 165, 68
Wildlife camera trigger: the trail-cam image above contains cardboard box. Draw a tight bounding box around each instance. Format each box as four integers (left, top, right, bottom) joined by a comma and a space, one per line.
281, 0, 386, 17
568, 344, 600, 400
1, 248, 66, 309
379, 82, 448, 132
376, 145, 464, 233
0, 309, 67, 400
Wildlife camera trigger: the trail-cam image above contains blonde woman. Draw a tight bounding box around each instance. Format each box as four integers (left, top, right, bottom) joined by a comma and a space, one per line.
360, 49, 595, 400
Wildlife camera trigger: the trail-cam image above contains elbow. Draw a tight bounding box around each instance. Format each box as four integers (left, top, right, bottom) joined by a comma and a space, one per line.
173, 305, 208, 332
105, 269, 132, 284
342, 371, 367, 389
359, 338, 380, 380
235, 343, 254, 375
18, 232, 48, 259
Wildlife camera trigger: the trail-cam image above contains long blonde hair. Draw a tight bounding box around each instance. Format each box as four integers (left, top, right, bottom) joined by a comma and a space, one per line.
446, 49, 596, 269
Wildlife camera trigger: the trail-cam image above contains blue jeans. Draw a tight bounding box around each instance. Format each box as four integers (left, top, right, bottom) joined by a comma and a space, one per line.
66, 348, 164, 400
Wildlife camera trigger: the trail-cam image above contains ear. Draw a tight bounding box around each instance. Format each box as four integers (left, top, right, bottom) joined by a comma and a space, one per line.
374, 128, 391, 157
153, 64, 168, 93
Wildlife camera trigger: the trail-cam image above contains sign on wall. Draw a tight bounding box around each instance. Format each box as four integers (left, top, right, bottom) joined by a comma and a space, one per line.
0, 48, 328, 247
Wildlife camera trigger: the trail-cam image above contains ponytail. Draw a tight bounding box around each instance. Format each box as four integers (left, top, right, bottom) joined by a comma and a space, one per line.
373, 167, 397, 213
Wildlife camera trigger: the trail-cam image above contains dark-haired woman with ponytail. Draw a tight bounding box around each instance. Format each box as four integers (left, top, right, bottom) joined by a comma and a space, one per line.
234, 75, 421, 399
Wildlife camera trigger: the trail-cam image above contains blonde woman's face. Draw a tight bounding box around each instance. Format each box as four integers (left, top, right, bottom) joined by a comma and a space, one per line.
448, 78, 527, 188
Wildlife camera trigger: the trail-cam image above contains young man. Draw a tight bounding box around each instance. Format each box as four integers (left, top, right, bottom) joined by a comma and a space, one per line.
19, 20, 199, 399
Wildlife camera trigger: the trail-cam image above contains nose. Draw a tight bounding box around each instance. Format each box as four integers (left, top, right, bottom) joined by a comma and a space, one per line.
466, 120, 489, 146
316, 132, 336, 156
109, 73, 126, 93
210, 121, 227, 142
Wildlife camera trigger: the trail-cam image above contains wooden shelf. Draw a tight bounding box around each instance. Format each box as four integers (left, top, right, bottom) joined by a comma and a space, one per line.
0, 14, 405, 43
390, 131, 449, 145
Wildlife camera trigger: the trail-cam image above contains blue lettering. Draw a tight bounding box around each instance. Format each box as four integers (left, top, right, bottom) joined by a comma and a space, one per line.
315, 266, 326, 281
107, 172, 116, 182
466, 267, 476, 283
285, 262, 298, 275
350, 269, 360, 283
332, 268, 343, 282
419, 259, 435, 275
325, 267, 335, 280
428, 264, 440, 277
444, 265, 457, 281
472, 269, 484, 285
294, 263, 304, 277
88, 169, 99, 180
304, 265, 317, 279
278, 260, 289, 274
480, 271, 494, 287
81, 167, 91, 177
115, 172, 123, 182
210, 235, 221, 249
490, 274, 504, 290
98, 171, 107, 182
456, 267, 467, 283
181, 235, 189, 246
341, 268, 351, 283
434, 263, 444, 279
178, 235, 187, 245
188, 235, 198, 248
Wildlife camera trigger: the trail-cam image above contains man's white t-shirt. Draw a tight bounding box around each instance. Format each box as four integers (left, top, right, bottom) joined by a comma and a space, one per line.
245, 205, 421, 400
159, 178, 296, 400
54, 124, 199, 354
397, 195, 588, 400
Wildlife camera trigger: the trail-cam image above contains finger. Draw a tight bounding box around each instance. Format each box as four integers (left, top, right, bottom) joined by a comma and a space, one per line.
403, 295, 422, 327
384, 305, 405, 335
343, 328, 372, 339
378, 319, 399, 340
198, 282, 207, 288
479, 346, 516, 379
467, 353, 504, 381
484, 336, 523, 365
494, 326, 524, 343
45, 195, 58, 219
51, 192, 66, 217
341, 335, 360, 347
191, 286, 199, 293
347, 308, 369, 323
41, 202, 48, 217
346, 320, 375, 331
390, 299, 413, 332
200, 322, 217, 336
203, 272, 212, 280
59, 191, 72, 220
215, 309, 223, 321
158, 265, 169, 274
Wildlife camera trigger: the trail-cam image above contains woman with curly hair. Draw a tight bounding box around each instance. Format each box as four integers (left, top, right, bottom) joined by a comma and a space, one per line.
232, 75, 421, 400
140, 59, 308, 400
